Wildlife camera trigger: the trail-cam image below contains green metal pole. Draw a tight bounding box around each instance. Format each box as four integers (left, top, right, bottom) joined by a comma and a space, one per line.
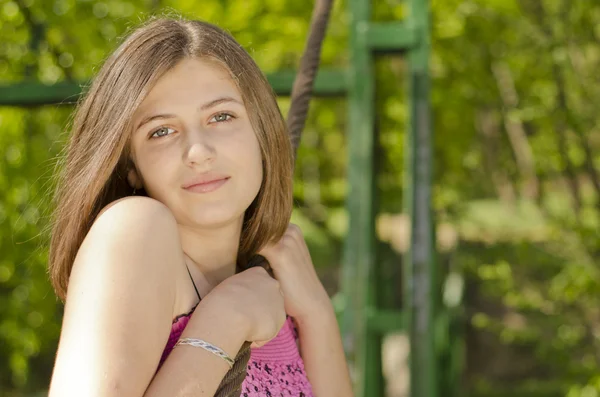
404, 0, 437, 396
0, 70, 348, 106
341, 0, 381, 395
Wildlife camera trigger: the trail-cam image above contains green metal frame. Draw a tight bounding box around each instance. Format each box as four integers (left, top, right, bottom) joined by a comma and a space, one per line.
0, 69, 348, 106
405, 0, 438, 395
340, 1, 443, 397
0, 1, 456, 396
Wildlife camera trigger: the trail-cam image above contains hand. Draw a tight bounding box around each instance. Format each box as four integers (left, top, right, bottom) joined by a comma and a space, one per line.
259, 224, 332, 324
206, 266, 286, 347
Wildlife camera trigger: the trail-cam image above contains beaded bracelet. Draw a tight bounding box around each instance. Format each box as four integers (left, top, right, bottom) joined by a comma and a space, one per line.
175, 338, 235, 369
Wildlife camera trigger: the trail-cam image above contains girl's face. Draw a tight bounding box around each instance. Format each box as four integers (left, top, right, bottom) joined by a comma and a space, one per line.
129, 58, 263, 230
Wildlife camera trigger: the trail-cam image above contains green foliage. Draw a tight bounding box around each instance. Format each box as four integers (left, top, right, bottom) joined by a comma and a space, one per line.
0, 106, 68, 391
423, 0, 600, 395
0, 0, 350, 394
1, 0, 599, 395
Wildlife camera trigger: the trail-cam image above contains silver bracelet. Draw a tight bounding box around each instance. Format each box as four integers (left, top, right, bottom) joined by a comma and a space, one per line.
175, 338, 235, 368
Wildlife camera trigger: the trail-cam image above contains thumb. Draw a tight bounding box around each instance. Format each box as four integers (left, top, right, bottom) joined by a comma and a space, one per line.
257, 242, 277, 258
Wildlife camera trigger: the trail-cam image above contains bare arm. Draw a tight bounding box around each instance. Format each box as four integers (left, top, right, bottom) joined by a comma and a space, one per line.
297, 303, 354, 396
144, 298, 247, 396
146, 264, 285, 395
48, 197, 245, 397
257, 224, 354, 396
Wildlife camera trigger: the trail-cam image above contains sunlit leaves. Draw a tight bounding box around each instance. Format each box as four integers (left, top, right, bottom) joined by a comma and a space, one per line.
1, 0, 600, 394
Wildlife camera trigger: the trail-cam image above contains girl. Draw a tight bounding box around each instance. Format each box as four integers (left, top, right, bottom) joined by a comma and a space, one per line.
47, 16, 353, 396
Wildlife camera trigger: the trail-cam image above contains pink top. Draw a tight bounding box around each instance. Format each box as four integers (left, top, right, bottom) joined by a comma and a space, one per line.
159, 308, 314, 396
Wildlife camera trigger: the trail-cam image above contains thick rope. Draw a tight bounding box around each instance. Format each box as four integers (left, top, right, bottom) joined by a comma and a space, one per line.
214, 0, 334, 395
214, 342, 252, 396
286, 0, 334, 164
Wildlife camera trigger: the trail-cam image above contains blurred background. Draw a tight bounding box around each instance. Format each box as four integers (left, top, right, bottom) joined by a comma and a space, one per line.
1, 0, 599, 396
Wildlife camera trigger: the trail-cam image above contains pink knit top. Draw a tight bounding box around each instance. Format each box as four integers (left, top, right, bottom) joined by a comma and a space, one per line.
158, 308, 314, 396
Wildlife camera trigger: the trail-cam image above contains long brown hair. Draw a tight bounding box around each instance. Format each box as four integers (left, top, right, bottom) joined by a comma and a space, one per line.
49, 17, 293, 301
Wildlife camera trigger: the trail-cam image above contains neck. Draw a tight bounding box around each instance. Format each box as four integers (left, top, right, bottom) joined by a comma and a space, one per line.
178, 218, 243, 289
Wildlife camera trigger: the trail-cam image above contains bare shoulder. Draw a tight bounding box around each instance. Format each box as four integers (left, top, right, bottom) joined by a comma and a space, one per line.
93, 196, 178, 233
70, 196, 183, 303
51, 197, 184, 395
73, 196, 180, 282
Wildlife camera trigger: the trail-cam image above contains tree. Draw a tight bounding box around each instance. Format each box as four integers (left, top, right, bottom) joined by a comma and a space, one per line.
1, 0, 599, 395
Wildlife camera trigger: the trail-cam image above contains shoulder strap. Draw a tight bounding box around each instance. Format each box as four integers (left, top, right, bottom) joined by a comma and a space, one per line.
185, 264, 201, 300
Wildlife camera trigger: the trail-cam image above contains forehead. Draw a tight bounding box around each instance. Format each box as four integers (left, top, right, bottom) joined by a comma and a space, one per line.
134, 58, 242, 117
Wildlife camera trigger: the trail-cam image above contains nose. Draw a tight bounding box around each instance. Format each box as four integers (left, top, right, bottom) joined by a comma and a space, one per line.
183, 128, 216, 167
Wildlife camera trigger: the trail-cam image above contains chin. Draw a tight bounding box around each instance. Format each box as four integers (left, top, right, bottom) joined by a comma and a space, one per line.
188, 205, 245, 230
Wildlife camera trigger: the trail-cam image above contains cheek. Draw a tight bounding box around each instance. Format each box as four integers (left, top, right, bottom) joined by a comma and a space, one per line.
135, 151, 175, 196
250, 156, 264, 193
227, 127, 262, 170
230, 132, 263, 196
243, 151, 264, 209
247, 138, 264, 185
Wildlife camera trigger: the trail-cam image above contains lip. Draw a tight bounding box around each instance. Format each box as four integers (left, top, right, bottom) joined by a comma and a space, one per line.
183, 174, 230, 193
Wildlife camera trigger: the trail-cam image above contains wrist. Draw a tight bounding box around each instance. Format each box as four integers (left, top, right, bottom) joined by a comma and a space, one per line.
294, 298, 336, 328
201, 284, 253, 341
188, 298, 248, 358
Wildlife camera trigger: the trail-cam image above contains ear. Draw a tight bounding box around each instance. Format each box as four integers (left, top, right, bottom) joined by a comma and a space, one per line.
127, 167, 143, 190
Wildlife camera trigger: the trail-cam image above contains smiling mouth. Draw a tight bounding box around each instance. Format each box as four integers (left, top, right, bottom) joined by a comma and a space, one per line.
184, 177, 229, 193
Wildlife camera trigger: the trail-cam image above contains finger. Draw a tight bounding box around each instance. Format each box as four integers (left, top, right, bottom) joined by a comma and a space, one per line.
288, 223, 304, 241
257, 241, 277, 258
247, 265, 268, 277
258, 244, 286, 271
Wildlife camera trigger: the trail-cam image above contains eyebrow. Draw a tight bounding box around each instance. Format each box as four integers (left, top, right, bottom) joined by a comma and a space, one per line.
135, 96, 243, 130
